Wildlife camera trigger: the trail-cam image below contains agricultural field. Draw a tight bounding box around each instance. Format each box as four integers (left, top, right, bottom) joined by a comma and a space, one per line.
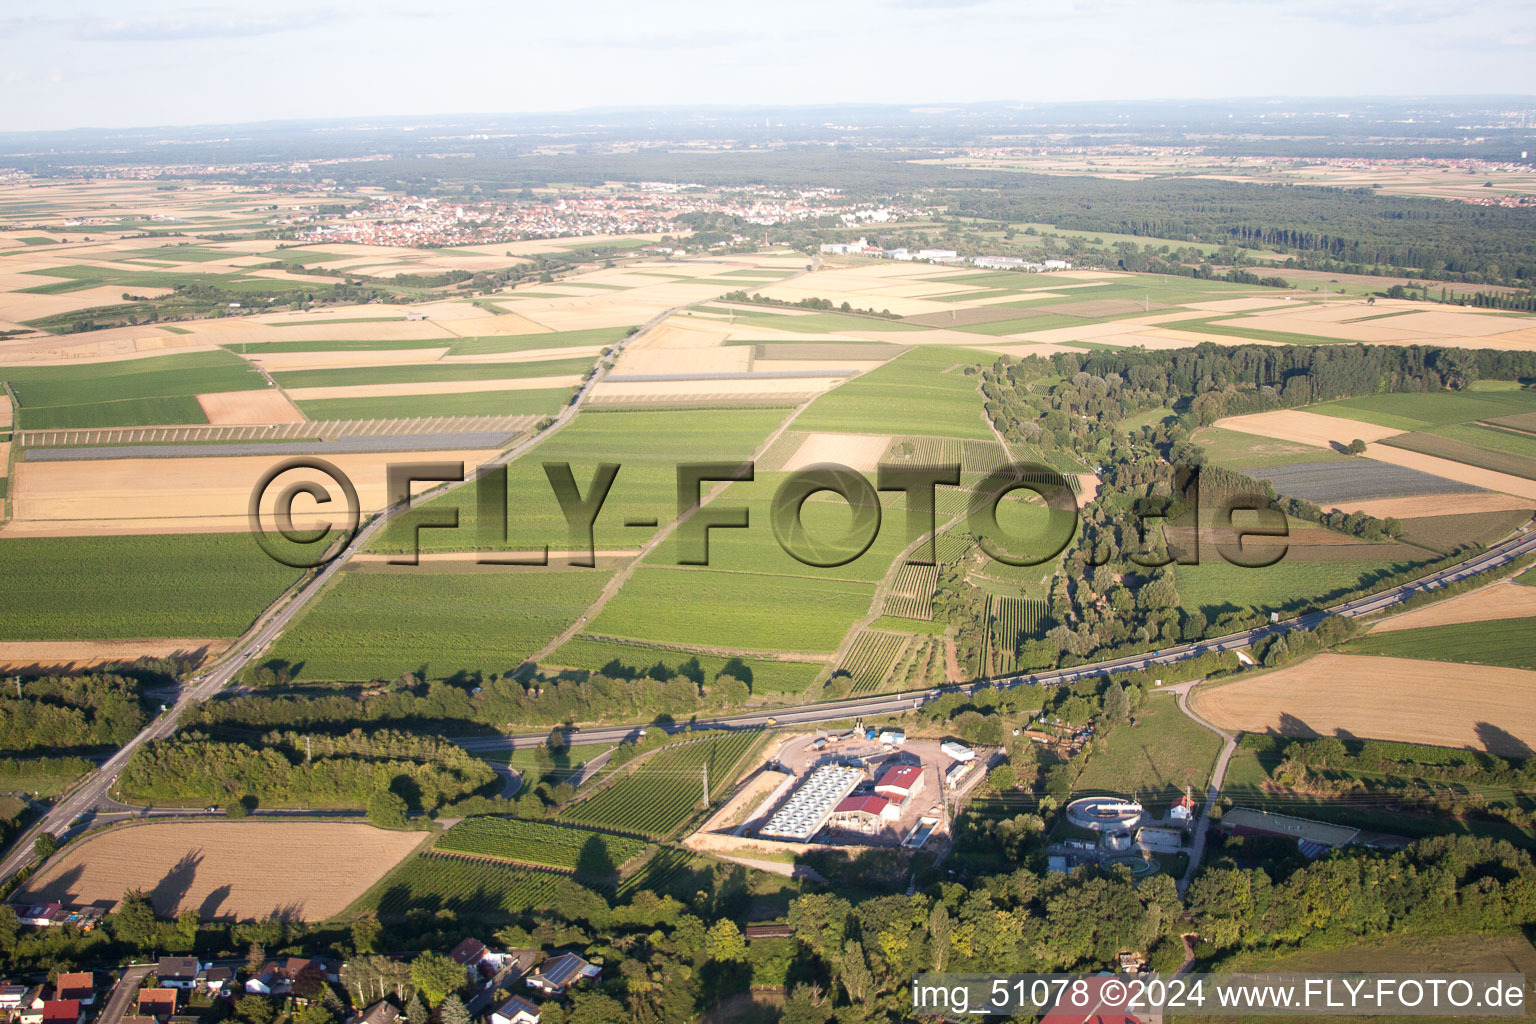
0, 533, 301, 641
558, 731, 763, 839
1379, 430, 1536, 481
1, 349, 268, 429
14, 820, 427, 919
836, 630, 908, 695
261, 565, 613, 681
1191, 653, 1536, 756
887, 634, 947, 688
584, 567, 874, 655
365, 851, 590, 920
267, 356, 595, 390
885, 564, 938, 620
985, 595, 1045, 675
1312, 390, 1536, 433
545, 635, 823, 694
1192, 425, 1349, 470
1344, 615, 1536, 670
434, 816, 648, 873
293, 387, 573, 421
1172, 555, 1434, 621
1073, 693, 1223, 803
367, 407, 787, 554
794, 347, 995, 439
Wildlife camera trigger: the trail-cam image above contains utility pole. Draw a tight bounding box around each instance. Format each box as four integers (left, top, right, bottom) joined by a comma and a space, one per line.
701, 764, 709, 809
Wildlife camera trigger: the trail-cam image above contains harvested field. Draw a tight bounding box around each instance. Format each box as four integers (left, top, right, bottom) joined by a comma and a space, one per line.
10, 447, 500, 533
1368, 580, 1536, 634
1214, 410, 1404, 448
195, 390, 304, 424
0, 638, 231, 670
1345, 492, 1534, 519
781, 432, 893, 473
14, 820, 427, 919
590, 377, 841, 400
0, 394, 10, 429
1190, 653, 1536, 756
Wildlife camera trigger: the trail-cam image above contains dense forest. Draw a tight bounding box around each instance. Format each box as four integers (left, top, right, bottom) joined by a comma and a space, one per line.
116, 730, 494, 813
0, 672, 148, 756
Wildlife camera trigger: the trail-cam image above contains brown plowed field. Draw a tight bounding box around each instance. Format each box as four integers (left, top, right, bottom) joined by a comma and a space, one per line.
15, 821, 428, 920
1191, 653, 1536, 755
1367, 580, 1536, 634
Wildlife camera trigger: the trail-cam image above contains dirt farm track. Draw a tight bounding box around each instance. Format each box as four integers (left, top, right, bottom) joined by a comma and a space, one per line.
1190, 653, 1536, 756
13, 820, 428, 920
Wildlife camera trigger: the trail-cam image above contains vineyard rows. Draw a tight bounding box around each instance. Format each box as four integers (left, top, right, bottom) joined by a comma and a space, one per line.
884, 436, 962, 465
371, 852, 577, 917
557, 731, 763, 839
435, 816, 648, 873
615, 847, 703, 900
986, 595, 1046, 675
838, 629, 909, 696
886, 564, 938, 620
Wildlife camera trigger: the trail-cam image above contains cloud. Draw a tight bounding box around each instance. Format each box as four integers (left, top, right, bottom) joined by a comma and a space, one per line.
72, 8, 339, 42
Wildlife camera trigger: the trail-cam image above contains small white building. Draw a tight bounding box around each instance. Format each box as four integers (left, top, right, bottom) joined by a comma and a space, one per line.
877, 728, 906, 747
944, 761, 973, 789
1043, 259, 1072, 270
916, 249, 959, 261
940, 741, 975, 763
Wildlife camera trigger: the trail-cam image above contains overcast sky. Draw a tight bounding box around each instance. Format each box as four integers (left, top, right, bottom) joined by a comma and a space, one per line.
2, 0, 1533, 133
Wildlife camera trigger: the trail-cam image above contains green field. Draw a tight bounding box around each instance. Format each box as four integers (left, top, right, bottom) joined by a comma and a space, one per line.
0, 534, 301, 640
558, 731, 762, 839
262, 565, 612, 680
1342, 615, 1536, 670
294, 387, 572, 421
368, 407, 787, 554
2, 349, 268, 429
435, 816, 648, 873
1072, 693, 1222, 803
1311, 389, 1536, 433
794, 346, 994, 438
546, 635, 823, 694
1193, 425, 1349, 470
445, 326, 634, 356
1173, 556, 1434, 620
223, 337, 452, 353
269, 356, 594, 389
586, 567, 872, 654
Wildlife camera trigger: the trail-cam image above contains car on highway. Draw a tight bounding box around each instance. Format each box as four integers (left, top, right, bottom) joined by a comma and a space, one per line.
765, 717, 778, 726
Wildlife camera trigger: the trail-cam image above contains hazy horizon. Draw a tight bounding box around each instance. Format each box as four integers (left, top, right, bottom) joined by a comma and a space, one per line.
3, 0, 1535, 133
